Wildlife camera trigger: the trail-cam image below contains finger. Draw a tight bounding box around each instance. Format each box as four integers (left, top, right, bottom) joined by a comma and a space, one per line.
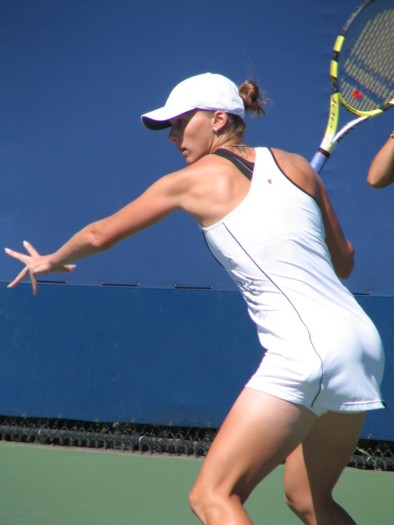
30, 272, 38, 296
4, 247, 29, 264
23, 240, 40, 257
7, 266, 30, 289
53, 264, 76, 274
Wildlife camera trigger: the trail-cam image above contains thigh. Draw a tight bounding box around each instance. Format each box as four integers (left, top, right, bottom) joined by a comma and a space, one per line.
284, 411, 365, 501
193, 388, 317, 503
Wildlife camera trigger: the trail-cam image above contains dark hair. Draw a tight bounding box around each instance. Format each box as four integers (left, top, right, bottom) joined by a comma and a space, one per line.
225, 80, 267, 137
239, 80, 267, 117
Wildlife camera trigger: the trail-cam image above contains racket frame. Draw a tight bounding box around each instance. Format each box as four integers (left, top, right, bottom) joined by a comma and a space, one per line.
310, 0, 394, 173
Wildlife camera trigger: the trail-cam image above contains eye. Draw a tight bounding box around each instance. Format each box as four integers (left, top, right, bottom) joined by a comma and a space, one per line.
172, 118, 188, 133
170, 111, 195, 131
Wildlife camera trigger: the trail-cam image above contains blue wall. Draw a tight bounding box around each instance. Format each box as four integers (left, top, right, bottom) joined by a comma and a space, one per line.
0, 285, 392, 439
0, 1, 393, 439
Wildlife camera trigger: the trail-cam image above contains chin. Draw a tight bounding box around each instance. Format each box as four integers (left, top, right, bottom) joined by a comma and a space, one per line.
183, 154, 195, 165
184, 152, 204, 165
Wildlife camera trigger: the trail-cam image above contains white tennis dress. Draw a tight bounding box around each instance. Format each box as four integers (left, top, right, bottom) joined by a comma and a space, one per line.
203, 147, 385, 415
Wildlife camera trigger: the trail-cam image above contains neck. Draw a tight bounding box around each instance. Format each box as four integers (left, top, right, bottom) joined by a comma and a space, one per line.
213, 138, 246, 151
212, 140, 254, 162
218, 142, 248, 153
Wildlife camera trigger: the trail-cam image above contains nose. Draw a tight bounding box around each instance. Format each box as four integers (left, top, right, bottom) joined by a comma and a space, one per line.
168, 127, 178, 143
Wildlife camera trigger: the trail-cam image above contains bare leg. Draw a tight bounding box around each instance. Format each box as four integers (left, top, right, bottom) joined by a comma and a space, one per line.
189, 388, 317, 524
284, 411, 365, 525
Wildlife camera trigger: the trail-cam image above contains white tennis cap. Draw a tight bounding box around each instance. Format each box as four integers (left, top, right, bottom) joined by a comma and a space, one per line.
141, 73, 245, 130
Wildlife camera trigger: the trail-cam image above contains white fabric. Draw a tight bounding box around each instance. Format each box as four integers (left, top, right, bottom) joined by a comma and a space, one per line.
141, 73, 245, 130
203, 147, 385, 414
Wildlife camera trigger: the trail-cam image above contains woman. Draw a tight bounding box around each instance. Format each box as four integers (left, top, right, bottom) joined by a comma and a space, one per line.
5, 73, 385, 525
367, 132, 394, 188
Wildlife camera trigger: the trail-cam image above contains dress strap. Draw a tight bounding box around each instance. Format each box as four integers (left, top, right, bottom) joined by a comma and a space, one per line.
214, 148, 255, 180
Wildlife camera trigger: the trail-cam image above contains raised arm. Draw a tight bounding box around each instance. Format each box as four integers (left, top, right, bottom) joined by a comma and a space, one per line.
367, 133, 394, 188
316, 178, 355, 279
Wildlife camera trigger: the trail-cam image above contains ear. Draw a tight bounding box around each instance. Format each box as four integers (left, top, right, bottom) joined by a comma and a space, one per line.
211, 110, 229, 134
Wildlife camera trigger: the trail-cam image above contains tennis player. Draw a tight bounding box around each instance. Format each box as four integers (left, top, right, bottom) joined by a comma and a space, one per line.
367, 132, 394, 188
5, 73, 386, 525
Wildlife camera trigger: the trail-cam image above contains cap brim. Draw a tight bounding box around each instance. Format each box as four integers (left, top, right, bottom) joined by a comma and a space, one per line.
141, 104, 195, 131
141, 116, 172, 130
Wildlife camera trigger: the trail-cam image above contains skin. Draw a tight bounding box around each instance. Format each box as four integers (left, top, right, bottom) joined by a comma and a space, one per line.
367, 135, 394, 188
5, 108, 361, 524
189, 391, 364, 525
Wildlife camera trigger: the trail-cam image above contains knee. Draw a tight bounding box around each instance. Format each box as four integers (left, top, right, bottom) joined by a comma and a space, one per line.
284, 487, 315, 522
188, 483, 216, 520
285, 488, 336, 524
188, 484, 202, 517
188, 482, 232, 523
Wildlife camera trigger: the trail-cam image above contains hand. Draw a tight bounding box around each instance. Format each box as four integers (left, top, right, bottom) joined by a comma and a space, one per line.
4, 240, 76, 295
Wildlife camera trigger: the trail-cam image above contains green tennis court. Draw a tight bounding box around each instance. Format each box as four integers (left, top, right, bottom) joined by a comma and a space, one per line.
1, 441, 392, 524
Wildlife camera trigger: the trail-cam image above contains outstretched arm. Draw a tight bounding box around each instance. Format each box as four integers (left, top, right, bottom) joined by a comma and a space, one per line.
5, 171, 186, 294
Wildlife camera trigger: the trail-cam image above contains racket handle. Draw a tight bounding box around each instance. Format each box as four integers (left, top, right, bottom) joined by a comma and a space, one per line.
310, 150, 329, 174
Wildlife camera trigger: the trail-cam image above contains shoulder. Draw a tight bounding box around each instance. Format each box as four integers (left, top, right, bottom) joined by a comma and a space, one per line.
150, 153, 236, 211
152, 153, 252, 225
160, 153, 238, 192
270, 148, 320, 199
270, 148, 313, 174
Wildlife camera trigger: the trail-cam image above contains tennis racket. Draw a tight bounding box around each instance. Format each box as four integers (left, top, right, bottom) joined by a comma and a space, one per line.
310, 0, 394, 174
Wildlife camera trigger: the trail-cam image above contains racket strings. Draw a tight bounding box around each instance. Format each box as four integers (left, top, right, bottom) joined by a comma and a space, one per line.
338, 7, 394, 113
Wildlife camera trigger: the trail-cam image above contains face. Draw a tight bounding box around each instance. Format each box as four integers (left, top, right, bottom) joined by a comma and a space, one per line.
168, 110, 215, 164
